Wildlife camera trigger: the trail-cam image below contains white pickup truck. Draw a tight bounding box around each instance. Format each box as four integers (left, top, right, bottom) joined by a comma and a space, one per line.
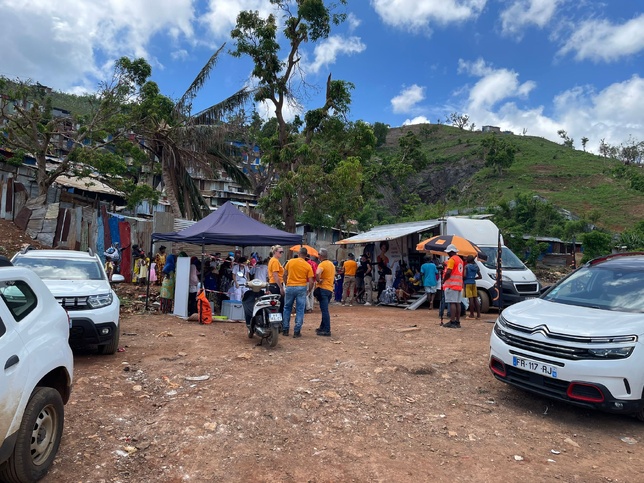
0, 265, 74, 482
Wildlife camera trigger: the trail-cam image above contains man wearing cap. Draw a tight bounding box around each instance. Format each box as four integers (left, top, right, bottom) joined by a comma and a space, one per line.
442, 244, 464, 328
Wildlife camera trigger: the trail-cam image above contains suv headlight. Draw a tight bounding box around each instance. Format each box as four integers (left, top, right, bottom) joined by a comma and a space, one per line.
493, 314, 509, 338
87, 293, 113, 309
588, 347, 634, 359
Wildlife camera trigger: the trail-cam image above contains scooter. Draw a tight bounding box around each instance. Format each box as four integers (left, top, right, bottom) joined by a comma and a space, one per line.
242, 278, 282, 347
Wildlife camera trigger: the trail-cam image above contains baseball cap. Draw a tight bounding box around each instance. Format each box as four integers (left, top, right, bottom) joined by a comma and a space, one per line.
445, 244, 458, 253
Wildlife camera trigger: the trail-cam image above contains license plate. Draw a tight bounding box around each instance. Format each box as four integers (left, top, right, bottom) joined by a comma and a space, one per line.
268, 313, 282, 322
512, 356, 557, 378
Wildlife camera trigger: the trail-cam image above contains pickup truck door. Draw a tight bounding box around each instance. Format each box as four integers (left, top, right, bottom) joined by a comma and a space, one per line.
0, 297, 29, 445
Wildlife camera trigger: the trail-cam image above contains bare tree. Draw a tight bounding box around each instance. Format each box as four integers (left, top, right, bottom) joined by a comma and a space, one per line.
557, 129, 574, 149
581, 137, 589, 151
448, 112, 470, 130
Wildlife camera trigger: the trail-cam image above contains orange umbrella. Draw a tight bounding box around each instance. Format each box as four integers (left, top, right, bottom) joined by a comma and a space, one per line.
290, 244, 319, 258
416, 235, 482, 257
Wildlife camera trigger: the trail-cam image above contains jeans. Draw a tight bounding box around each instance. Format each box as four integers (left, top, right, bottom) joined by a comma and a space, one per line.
318, 288, 333, 333
282, 285, 307, 333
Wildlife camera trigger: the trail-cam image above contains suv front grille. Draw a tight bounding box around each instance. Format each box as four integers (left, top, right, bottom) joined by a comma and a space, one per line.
56, 297, 90, 310
496, 328, 632, 361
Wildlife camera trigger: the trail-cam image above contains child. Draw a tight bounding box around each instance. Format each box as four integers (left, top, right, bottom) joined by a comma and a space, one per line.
464, 255, 481, 319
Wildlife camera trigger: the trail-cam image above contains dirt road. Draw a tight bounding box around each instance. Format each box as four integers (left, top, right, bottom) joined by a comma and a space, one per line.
43, 301, 643, 483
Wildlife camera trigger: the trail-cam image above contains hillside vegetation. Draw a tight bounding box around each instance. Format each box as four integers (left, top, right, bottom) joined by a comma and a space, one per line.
380, 124, 643, 233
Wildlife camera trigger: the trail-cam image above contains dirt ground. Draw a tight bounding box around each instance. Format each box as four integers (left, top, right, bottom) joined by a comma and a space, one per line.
0, 218, 641, 482
37, 291, 643, 483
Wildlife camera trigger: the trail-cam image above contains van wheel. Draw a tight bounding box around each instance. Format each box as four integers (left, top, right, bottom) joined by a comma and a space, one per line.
98, 327, 120, 355
479, 291, 490, 313
0, 387, 64, 483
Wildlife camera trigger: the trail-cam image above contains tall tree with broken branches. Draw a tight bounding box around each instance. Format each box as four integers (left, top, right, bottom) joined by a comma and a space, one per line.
230, 0, 353, 232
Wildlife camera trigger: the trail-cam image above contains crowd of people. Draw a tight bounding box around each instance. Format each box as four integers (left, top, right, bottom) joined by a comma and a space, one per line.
122, 240, 483, 335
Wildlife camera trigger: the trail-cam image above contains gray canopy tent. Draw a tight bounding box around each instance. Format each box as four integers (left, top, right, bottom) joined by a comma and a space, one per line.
145, 201, 302, 309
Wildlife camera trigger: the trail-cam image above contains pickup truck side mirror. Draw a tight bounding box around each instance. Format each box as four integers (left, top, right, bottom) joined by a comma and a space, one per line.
111, 274, 125, 283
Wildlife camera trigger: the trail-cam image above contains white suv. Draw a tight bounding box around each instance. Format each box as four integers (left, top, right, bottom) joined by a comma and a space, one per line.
12, 249, 121, 355
0, 265, 73, 482
490, 253, 644, 419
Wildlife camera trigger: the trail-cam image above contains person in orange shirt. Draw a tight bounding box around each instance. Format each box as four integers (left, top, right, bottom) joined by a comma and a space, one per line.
442, 244, 464, 329
315, 248, 336, 336
341, 253, 358, 306
281, 247, 314, 338
267, 245, 285, 313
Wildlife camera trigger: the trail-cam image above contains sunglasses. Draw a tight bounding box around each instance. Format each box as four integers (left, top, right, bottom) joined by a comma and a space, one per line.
277, 250, 284, 253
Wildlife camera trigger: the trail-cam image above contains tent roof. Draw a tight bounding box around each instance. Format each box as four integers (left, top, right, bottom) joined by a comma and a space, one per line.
152, 201, 301, 247
334, 220, 441, 245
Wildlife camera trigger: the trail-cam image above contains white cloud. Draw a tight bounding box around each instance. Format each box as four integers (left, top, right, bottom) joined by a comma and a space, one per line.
500, 0, 561, 37
391, 84, 426, 114
371, 0, 486, 32
0, 0, 195, 91
347, 13, 362, 31
459, 58, 536, 110
307, 36, 366, 75
403, 116, 431, 126
559, 14, 644, 62
256, 97, 303, 123
462, 75, 644, 153
171, 49, 190, 61
201, 0, 273, 39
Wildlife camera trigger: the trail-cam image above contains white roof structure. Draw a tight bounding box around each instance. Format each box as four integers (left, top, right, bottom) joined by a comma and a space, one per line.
334, 220, 440, 245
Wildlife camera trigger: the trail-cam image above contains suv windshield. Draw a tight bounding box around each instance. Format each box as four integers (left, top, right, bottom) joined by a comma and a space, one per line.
14, 258, 104, 281
543, 263, 644, 313
480, 247, 526, 270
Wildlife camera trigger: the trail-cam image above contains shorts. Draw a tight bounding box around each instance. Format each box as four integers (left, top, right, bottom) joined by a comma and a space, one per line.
444, 288, 462, 304
465, 284, 478, 298
424, 285, 437, 294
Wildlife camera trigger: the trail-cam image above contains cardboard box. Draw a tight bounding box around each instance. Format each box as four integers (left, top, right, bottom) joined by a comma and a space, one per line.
222, 300, 244, 320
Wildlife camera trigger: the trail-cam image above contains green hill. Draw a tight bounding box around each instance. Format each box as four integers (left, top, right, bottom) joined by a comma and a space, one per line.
379, 124, 643, 233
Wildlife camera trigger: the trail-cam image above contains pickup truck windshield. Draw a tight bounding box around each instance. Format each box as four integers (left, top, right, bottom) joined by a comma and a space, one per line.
479, 247, 526, 270
13, 258, 103, 281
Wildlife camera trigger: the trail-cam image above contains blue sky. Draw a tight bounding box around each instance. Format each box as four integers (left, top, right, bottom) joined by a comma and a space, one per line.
1, 0, 642, 153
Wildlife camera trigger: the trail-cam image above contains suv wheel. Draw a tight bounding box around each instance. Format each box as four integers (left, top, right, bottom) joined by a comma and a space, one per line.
97, 327, 120, 355
0, 387, 64, 483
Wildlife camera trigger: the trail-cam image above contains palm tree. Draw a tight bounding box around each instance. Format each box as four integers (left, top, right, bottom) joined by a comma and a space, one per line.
141, 44, 254, 219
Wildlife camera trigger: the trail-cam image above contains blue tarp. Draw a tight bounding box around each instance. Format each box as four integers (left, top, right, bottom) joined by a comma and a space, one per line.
152, 201, 301, 247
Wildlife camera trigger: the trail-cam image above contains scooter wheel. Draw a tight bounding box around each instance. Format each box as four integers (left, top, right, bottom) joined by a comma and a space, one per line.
267, 326, 279, 347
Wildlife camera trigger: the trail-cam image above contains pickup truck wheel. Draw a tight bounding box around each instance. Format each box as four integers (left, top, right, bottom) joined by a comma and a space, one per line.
478, 291, 491, 313
98, 327, 120, 355
0, 387, 64, 483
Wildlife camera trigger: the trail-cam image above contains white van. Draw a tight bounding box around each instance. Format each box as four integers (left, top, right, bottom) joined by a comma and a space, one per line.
445, 217, 540, 312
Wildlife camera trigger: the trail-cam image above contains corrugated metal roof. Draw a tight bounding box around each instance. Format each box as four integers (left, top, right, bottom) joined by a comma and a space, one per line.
55, 174, 124, 196
334, 220, 441, 245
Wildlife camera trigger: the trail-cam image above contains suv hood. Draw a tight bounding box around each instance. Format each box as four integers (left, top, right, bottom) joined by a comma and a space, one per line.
43, 280, 112, 296
503, 299, 644, 337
